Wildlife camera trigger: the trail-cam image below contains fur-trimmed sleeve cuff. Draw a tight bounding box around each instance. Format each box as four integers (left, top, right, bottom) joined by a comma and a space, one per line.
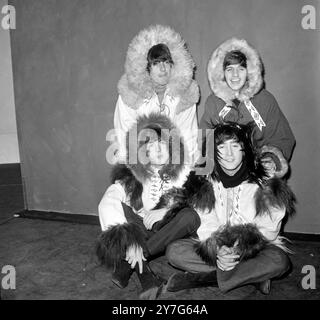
255, 178, 296, 217
260, 145, 289, 178
96, 222, 147, 268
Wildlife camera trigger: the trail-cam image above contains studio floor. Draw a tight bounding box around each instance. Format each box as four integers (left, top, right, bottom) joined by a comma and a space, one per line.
0, 164, 319, 300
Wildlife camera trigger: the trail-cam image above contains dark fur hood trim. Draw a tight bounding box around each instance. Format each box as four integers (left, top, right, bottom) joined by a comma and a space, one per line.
125, 113, 185, 184
255, 178, 296, 217
118, 25, 199, 113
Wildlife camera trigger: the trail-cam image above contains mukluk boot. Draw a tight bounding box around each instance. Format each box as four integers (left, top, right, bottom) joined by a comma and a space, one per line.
166, 270, 218, 292
111, 260, 134, 289
137, 262, 165, 300
95, 222, 147, 289
254, 279, 271, 295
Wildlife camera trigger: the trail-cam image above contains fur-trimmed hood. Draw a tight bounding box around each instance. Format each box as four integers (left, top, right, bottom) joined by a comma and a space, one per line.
207, 38, 264, 104
124, 113, 186, 184
118, 24, 199, 114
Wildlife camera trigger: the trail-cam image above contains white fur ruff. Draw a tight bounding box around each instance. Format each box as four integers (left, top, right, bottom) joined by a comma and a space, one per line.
207, 37, 263, 104
118, 25, 199, 113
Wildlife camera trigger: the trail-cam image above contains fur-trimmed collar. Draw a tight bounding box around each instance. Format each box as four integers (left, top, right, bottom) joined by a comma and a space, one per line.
207, 38, 264, 104
125, 113, 186, 184
118, 25, 199, 114
181, 173, 295, 219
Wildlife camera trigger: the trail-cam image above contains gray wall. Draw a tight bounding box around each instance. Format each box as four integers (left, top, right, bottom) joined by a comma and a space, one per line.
10, 0, 320, 233
0, 0, 19, 163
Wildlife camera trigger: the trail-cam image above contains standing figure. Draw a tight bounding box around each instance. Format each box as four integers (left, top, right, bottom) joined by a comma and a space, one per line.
200, 38, 295, 177
114, 24, 199, 164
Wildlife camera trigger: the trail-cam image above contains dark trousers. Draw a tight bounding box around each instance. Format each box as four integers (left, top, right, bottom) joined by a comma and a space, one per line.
122, 203, 201, 257
167, 238, 291, 293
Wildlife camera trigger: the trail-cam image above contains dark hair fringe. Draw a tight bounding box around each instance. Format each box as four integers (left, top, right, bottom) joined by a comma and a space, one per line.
95, 223, 147, 268
146, 43, 173, 72
223, 50, 247, 70
255, 178, 296, 217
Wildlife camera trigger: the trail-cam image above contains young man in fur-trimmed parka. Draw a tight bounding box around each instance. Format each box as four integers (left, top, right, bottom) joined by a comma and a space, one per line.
200, 38, 295, 178
96, 113, 200, 299
114, 24, 199, 164
165, 122, 296, 295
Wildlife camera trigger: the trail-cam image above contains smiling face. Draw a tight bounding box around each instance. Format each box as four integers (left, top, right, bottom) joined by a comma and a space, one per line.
147, 139, 170, 166
224, 64, 247, 93
217, 139, 244, 175
149, 61, 172, 86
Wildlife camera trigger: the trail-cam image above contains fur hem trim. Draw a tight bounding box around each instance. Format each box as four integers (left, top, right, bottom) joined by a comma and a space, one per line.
255, 178, 296, 217
207, 38, 263, 104
95, 223, 147, 268
125, 113, 186, 184
118, 25, 199, 113
261, 145, 288, 178
195, 223, 269, 265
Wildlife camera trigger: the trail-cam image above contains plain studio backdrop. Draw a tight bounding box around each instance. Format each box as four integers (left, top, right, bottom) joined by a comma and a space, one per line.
2, 0, 320, 234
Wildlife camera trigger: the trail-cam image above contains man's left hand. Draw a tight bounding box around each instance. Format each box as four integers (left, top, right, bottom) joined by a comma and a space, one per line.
143, 208, 167, 230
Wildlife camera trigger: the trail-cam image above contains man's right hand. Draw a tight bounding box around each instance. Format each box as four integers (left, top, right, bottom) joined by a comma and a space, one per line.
125, 245, 146, 274
216, 245, 240, 271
